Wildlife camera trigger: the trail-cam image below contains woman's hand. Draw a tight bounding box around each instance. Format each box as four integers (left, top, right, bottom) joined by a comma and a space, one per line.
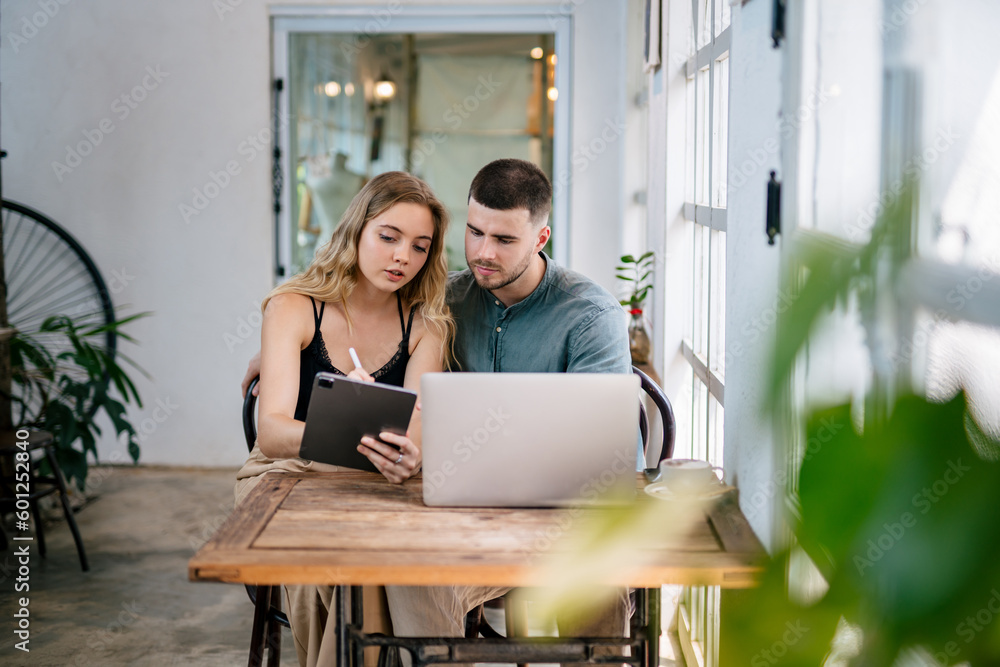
346, 368, 374, 383
359, 430, 420, 484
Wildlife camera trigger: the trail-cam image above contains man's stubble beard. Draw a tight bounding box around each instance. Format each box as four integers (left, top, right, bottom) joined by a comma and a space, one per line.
467, 248, 535, 292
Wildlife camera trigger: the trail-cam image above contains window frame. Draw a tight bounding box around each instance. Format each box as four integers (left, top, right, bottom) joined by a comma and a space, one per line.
666, 1, 731, 664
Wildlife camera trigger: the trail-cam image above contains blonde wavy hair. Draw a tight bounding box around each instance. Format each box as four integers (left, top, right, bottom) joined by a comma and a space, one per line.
263, 171, 454, 362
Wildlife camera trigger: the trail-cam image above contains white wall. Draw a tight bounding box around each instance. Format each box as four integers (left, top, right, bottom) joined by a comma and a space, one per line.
621, 0, 648, 265
565, 0, 629, 290
1, 0, 629, 467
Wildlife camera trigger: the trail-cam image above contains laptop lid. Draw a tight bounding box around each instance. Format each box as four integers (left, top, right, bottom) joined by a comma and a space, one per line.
420, 373, 640, 507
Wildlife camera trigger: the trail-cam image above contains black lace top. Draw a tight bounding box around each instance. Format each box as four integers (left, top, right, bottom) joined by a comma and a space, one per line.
294, 294, 415, 421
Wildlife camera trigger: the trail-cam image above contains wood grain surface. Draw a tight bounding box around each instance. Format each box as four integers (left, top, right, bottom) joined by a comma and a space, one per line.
189, 471, 765, 588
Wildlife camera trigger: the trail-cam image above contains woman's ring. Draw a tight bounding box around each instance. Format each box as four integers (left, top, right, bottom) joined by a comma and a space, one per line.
395, 452, 404, 464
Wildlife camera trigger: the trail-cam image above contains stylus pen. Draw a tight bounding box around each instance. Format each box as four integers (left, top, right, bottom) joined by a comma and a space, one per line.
348, 347, 364, 371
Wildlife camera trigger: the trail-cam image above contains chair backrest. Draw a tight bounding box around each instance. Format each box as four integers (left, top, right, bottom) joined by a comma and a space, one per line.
633, 365, 676, 466
243, 376, 259, 453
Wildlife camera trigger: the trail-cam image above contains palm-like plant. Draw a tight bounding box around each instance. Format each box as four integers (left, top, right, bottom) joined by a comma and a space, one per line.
10, 312, 149, 489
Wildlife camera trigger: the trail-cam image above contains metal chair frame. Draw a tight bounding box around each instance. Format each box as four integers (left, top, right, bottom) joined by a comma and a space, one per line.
0, 430, 89, 571
242, 376, 290, 667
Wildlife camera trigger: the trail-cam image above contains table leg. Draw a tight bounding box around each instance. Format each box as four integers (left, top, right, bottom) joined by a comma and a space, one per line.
647, 587, 661, 667
351, 585, 366, 667
266, 586, 283, 667
248, 584, 272, 667
336, 585, 350, 667
633, 588, 647, 667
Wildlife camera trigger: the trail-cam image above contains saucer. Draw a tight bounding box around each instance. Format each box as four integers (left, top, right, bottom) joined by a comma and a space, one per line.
643, 480, 735, 501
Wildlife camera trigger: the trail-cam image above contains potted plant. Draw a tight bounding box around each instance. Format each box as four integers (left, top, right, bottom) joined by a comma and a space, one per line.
10, 311, 149, 490
616, 251, 655, 365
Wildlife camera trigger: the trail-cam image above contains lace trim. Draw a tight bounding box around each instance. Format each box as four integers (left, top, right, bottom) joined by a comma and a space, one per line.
311, 328, 406, 380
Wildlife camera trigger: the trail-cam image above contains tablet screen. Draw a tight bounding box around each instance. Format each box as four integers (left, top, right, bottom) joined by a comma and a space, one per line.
298, 373, 417, 473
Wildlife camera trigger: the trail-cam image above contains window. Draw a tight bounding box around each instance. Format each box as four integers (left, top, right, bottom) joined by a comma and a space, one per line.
778, 0, 1000, 652
782, 0, 1000, 449
667, 1, 730, 664
677, 0, 728, 469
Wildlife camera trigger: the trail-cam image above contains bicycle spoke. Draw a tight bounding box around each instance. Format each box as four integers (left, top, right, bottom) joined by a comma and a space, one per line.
3, 200, 119, 417
10, 267, 96, 323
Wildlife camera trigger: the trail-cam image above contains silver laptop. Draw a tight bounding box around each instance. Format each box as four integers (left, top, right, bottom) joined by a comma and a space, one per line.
420, 373, 640, 507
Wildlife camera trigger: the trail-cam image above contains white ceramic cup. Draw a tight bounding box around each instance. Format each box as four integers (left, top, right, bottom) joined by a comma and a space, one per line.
658, 459, 723, 494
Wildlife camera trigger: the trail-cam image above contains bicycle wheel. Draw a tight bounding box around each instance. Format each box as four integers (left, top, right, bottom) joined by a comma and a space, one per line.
2, 200, 116, 417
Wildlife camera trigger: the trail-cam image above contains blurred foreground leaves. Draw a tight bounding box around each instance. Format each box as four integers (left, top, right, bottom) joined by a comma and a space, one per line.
730, 184, 1000, 665
728, 395, 1000, 666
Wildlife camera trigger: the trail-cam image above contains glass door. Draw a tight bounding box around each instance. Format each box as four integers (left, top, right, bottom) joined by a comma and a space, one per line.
271, 8, 570, 279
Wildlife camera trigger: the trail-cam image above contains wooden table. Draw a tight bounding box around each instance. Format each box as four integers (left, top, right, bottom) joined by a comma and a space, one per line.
189, 471, 764, 666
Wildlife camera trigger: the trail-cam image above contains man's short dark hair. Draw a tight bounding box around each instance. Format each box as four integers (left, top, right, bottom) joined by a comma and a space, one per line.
468, 158, 552, 226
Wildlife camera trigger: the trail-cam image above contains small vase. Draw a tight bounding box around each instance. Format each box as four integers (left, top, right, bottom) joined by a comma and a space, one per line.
628, 310, 651, 365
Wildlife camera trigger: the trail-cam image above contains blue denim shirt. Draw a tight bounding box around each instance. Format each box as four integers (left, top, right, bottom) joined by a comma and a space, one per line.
446, 253, 631, 374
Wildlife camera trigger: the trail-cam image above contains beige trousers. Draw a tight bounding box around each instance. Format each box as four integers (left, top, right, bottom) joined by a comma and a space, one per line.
283, 584, 391, 667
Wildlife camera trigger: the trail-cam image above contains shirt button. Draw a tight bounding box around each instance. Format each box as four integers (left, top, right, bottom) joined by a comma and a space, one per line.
495, 300, 500, 306
496, 327, 502, 332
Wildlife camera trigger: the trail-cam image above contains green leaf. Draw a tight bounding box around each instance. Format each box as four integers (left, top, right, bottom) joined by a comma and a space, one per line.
620, 254, 636, 263
81, 310, 151, 336
767, 245, 857, 407
127, 438, 141, 463
56, 446, 89, 492
721, 552, 843, 665
9, 306, 151, 486
104, 399, 136, 438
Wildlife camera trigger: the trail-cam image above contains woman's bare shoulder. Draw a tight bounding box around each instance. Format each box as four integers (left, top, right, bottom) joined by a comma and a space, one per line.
263, 293, 318, 343
407, 306, 444, 348
265, 292, 313, 316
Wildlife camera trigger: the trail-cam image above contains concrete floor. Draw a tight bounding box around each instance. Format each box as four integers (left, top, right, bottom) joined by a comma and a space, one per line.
0, 466, 682, 667
0, 466, 294, 667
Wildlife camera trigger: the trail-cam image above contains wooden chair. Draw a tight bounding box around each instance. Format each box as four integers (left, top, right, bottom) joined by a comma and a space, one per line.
0, 429, 89, 571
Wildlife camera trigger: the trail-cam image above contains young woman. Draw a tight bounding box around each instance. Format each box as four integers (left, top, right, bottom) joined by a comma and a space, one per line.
234, 171, 453, 667
237, 170, 452, 499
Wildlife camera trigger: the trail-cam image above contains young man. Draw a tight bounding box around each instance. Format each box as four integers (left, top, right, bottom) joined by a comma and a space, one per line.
241, 158, 632, 661
447, 158, 631, 375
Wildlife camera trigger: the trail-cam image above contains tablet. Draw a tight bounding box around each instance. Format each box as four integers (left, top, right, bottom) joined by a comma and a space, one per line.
298, 372, 417, 473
